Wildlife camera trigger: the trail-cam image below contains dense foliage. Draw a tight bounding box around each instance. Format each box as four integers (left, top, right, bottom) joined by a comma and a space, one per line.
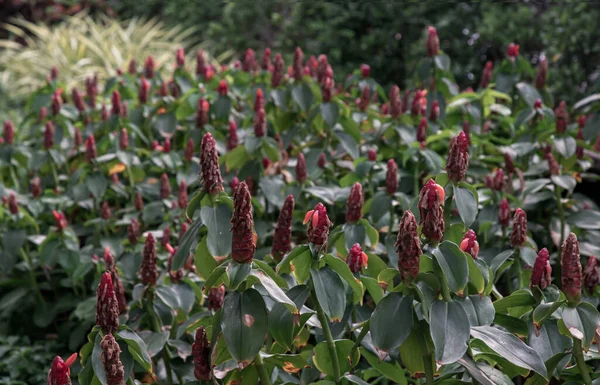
1, 25, 600, 385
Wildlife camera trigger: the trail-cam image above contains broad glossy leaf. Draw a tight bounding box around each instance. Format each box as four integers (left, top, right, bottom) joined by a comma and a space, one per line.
227, 261, 252, 290
516, 82, 542, 107
430, 300, 470, 364
528, 320, 572, 363
311, 267, 346, 322
454, 184, 478, 226
567, 210, 600, 230
292, 83, 314, 112
250, 270, 297, 314
457, 295, 494, 327
493, 289, 535, 313
322, 254, 364, 304
399, 321, 433, 376
360, 348, 408, 385
321, 102, 339, 128
172, 217, 204, 270
200, 203, 232, 258
117, 328, 153, 372
313, 339, 359, 376
370, 293, 414, 358
561, 302, 600, 348
432, 241, 469, 294
194, 237, 216, 280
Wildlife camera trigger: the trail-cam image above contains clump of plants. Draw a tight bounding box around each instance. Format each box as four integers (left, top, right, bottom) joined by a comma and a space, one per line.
1, 26, 600, 385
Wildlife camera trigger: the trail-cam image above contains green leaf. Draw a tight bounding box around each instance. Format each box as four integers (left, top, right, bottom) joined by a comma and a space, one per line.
154, 111, 177, 134
516, 82, 542, 107
86, 173, 108, 199
567, 210, 600, 230
360, 348, 408, 385
260, 352, 309, 373
320, 102, 339, 128
551, 175, 576, 192
92, 334, 107, 385
493, 289, 535, 313
532, 301, 565, 329
323, 254, 364, 304
172, 217, 204, 270
561, 302, 600, 348
470, 325, 548, 379
200, 203, 232, 258
454, 184, 478, 226
226, 261, 252, 290
268, 285, 311, 350
276, 245, 310, 274
117, 328, 153, 372
432, 241, 469, 294
430, 300, 470, 364
528, 320, 572, 363
434, 54, 451, 72
313, 339, 359, 376
399, 321, 433, 376
250, 269, 297, 314
225, 146, 250, 170
311, 267, 346, 322
259, 176, 287, 208
292, 83, 314, 112
370, 293, 414, 358
360, 276, 384, 305
554, 136, 577, 159
467, 255, 485, 294
194, 237, 216, 280
335, 129, 359, 159
156, 284, 180, 310
457, 295, 494, 327
222, 289, 268, 365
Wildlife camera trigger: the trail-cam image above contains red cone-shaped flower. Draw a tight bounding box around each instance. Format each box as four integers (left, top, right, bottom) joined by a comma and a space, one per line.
104, 248, 126, 314
499, 198, 511, 227
358, 86, 370, 111
184, 138, 194, 162
118, 128, 129, 150
507, 43, 520, 58
510, 208, 527, 247
460, 229, 480, 259
159, 173, 171, 199
101, 201, 111, 220
561, 232, 582, 305
86, 75, 98, 108
101, 334, 124, 385
128, 59, 136, 74
317, 153, 327, 169
254, 108, 266, 137
480, 61, 493, 89
111, 91, 121, 116
86, 135, 97, 162
230, 176, 239, 193
135, 192, 144, 211
2, 120, 13, 144
293, 47, 304, 81
44, 121, 55, 149
417, 117, 427, 146
175, 47, 185, 68
227, 120, 238, 150
446, 131, 469, 182
8, 193, 18, 214
53, 210, 67, 231
47, 353, 77, 385
140, 234, 158, 285
242, 48, 257, 72
217, 80, 228, 96
271, 194, 295, 261
395, 210, 422, 283
128, 218, 139, 246
196, 50, 206, 76
411, 89, 427, 116
576, 128, 584, 159
426, 26, 440, 56
51, 90, 62, 116
429, 100, 440, 122
304, 203, 332, 252
178, 180, 188, 208
139, 77, 150, 104
368, 149, 377, 161
555, 101, 569, 134
196, 98, 209, 127
231, 182, 255, 263
254, 88, 264, 112
96, 272, 119, 334
31, 176, 41, 198
192, 326, 211, 381
389, 85, 402, 118
418, 179, 445, 243
346, 182, 364, 223
347, 243, 368, 273
583, 256, 599, 294
322, 75, 334, 102
272, 53, 284, 87
72, 88, 85, 113
207, 284, 225, 311
261, 48, 272, 71
143, 56, 154, 78
296, 152, 307, 184
504, 153, 515, 174
545, 151, 560, 175
161, 226, 171, 248
531, 248, 552, 290
386, 159, 398, 195
200, 133, 224, 195
535, 57, 548, 89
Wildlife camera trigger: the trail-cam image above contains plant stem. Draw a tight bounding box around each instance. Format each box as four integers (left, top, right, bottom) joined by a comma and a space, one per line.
573, 338, 593, 385
311, 285, 341, 385
147, 291, 172, 385
423, 353, 434, 385
254, 352, 272, 385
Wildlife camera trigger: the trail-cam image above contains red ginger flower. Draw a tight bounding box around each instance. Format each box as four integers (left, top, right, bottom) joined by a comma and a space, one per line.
175, 47, 185, 68
135, 192, 144, 211
429, 100, 440, 122
196, 50, 206, 76
368, 149, 377, 161
507, 43, 520, 58
426, 26, 440, 56
47, 353, 77, 385
119, 128, 128, 150
499, 199, 511, 228
418, 179, 445, 243
317, 153, 327, 169
346, 182, 364, 223
545, 151, 560, 175
347, 243, 368, 273
295, 152, 307, 184
217, 80, 228, 96
184, 138, 194, 162
576, 129, 585, 159
73, 127, 82, 148
417, 117, 428, 146
230, 176, 239, 193
531, 248, 552, 290
144, 56, 154, 78
360, 64, 370, 78
254, 108, 266, 137
86, 75, 98, 107
304, 203, 332, 251
50, 66, 58, 80
85, 135, 96, 162
8, 193, 18, 214
510, 208, 527, 247
389, 85, 402, 118
535, 57, 548, 89
53, 210, 67, 231
101, 104, 108, 121
159, 173, 171, 199
162, 137, 171, 153
51, 90, 62, 115
561, 232, 582, 305
480, 61, 493, 89
161, 226, 171, 248
128, 59, 136, 74
159, 82, 168, 97
192, 326, 211, 381
460, 229, 480, 259
322, 75, 334, 102
72, 88, 85, 112
179, 222, 189, 241
39, 106, 48, 122
293, 47, 304, 81
504, 153, 515, 174
446, 131, 469, 182
254, 88, 264, 112
395, 210, 422, 282
261, 48, 271, 71
31, 176, 41, 198
196, 98, 210, 127
207, 284, 225, 311
317, 55, 329, 83
231, 182, 255, 263
490, 168, 505, 191
200, 133, 224, 195
178, 180, 188, 208
583, 256, 599, 294
100, 333, 125, 385
140, 234, 158, 285
139, 77, 150, 104
358, 86, 370, 111
3, 120, 13, 144
386, 159, 398, 195
554, 101, 569, 134
271, 194, 295, 261
272, 53, 284, 87
411, 89, 427, 116
101, 201, 111, 220
243, 48, 257, 72
128, 218, 139, 245
462, 120, 472, 146
96, 271, 119, 334
110, 91, 121, 116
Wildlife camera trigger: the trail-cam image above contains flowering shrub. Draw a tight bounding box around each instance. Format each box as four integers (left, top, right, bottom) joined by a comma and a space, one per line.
1, 26, 600, 385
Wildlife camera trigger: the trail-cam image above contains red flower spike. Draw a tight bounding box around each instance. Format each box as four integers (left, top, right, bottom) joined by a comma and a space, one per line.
101, 201, 111, 220
504, 153, 515, 174
192, 326, 211, 381
119, 128, 128, 150
261, 48, 272, 71
242, 48, 257, 73
358, 86, 370, 111
127, 59, 136, 74
576, 129, 584, 159
304, 202, 332, 250
184, 138, 194, 162
531, 248, 552, 290
583, 256, 599, 294
507, 43, 520, 58
231, 182, 255, 263
47, 353, 77, 385
429, 100, 440, 122
39, 106, 48, 122
8, 194, 18, 214
178, 180, 188, 208
346, 182, 364, 223
554, 101, 569, 134
207, 284, 225, 311
491, 168, 505, 191
545, 151, 560, 176
296, 152, 307, 184
561, 232, 582, 306
389, 85, 402, 118
96, 271, 119, 334
196, 50, 206, 76
230, 177, 239, 193
161, 226, 171, 248
411, 89, 427, 116
417, 117, 428, 146
2, 120, 13, 145
101, 104, 108, 121
254, 88, 264, 112
578, 115, 587, 129
271, 194, 295, 261
217, 80, 228, 96
135, 192, 144, 211
72, 88, 85, 113
104, 248, 126, 315
307, 55, 318, 78
50, 66, 58, 80
317, 54, 329, 83
140, 234, 158, 286
418, 179, 445, 243
86, 75, 98, 108
271, 53, 284, 87
51, 90, 62, 116
110, 90, 121, 116
196, 98, 210, 127
426, 26, 440, 56
100, 334, 125, 385
395, 210, 422, 283
159, 173, 171, 199
200, 133, 224, 195
459, 229, 480, 259
360, 64, 370, 78
317, 153, 327, 169
128, 218, 139, 245
386, 159, 398, 195
321, 75, 334, 102
480, 61, 493, 89
535, 57, 548, 89
139, 77, 150, 104
446, 131, 469, 182
293, 47, 304, 81
510, 208, 528, 247
175, 47, 185, 68
347, 243, 368, 273
367, 149, 377, 161
143, 56, 154, 79
254, 108, 266, 137
31, 176, 41, 198
227, 120, 239, 150
53, 210, 67, 231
